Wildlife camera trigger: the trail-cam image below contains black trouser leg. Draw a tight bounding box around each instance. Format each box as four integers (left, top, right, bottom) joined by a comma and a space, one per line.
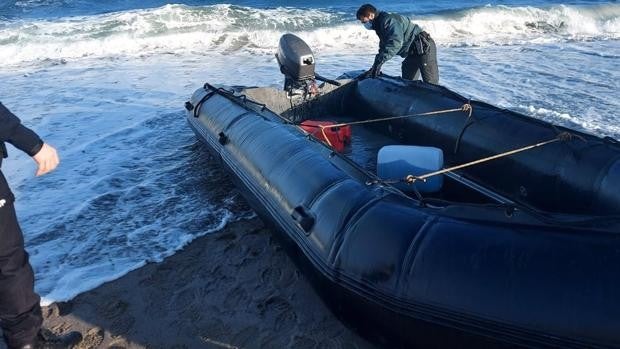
401, 54, 420, 81
0, 180, 42, 348
401, 37, 439, 84
419, 37, 439, 84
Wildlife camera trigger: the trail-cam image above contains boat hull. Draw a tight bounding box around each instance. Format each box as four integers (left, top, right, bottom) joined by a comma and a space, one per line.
186, 81, 620, 348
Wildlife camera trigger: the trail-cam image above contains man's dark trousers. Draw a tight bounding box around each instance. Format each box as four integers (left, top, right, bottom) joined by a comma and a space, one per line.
0, 173, 42, 348
402, 35, 439, 84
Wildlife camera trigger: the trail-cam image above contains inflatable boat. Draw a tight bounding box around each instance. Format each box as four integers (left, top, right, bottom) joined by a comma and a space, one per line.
185, 35, 620, 348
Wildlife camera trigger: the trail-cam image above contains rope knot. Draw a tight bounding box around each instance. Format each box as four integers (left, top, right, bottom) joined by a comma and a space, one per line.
405, 175, 426, 184
557, 132, 573, 141
556, 131, 586, 142
461, 103, 473, 118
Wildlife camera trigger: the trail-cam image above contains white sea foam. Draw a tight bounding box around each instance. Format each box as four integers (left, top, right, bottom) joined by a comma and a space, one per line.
0, 3, 618, 66
418, 4, 620, 46
519, 104, 620, 136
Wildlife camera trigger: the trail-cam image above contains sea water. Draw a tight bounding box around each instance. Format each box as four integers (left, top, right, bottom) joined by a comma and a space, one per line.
0, 0, 618, 304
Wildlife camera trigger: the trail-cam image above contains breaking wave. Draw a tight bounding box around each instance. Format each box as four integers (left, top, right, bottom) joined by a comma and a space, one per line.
0, 3, 618, 66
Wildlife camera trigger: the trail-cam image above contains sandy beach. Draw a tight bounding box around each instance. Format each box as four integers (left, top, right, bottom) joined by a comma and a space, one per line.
3, 218, 377, 349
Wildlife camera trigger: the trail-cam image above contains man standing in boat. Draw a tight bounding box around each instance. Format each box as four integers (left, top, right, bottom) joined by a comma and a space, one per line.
0, 103, 82, 348
357, 4, 439, 84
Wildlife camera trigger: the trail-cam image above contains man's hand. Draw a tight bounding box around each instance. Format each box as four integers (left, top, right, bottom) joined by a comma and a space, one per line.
357, 64, 383, 80
369, 63, 382, 78
32, 143, 59, 176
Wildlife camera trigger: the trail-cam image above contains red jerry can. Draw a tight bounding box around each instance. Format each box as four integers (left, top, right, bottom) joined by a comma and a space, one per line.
300, 120, 352, 152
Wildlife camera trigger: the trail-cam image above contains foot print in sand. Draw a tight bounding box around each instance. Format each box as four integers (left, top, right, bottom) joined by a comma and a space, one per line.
97, 299, 135, 336
260, 266, 283, 285
223, 286, 249, 309
76, 327, 104, 349
257, 295, 298, 332
99, 299, 128, 320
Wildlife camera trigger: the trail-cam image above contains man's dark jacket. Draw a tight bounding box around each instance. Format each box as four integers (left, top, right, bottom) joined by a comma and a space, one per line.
372, 11, 423, 68
0, 102, 43, 199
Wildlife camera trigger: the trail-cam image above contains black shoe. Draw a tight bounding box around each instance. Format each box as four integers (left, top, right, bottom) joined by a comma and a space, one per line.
19, 330, 82, 349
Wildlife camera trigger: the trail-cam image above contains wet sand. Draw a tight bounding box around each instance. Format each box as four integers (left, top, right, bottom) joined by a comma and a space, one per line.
17, 218, 377, 348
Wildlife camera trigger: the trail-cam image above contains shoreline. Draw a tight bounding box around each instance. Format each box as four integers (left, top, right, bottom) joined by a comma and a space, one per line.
31, 218, 376, 348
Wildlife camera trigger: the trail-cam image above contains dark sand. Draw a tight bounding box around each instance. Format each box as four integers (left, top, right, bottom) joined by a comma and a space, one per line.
7, 218, 377, 348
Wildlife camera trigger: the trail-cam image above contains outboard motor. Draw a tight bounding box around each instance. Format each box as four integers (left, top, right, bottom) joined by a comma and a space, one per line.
276, 33, 340, 98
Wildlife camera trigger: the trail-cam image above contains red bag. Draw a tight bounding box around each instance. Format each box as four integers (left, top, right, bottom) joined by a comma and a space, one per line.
300, 120, 351, 153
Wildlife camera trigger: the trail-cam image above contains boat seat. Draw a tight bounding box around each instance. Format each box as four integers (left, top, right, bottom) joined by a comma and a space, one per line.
377, 145, 444, 193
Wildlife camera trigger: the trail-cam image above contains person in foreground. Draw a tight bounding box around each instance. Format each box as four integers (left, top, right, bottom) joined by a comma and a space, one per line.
357, 3, 439, 83
0, 102, 81, 348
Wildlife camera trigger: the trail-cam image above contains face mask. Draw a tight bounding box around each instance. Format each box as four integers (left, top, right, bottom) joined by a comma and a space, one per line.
363, 20, 373, 30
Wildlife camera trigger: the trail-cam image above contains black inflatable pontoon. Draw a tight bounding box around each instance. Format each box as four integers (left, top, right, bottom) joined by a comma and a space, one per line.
185, 35, 620, 348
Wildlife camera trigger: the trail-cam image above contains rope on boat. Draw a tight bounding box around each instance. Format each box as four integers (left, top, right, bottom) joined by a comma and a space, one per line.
313, 103, 473, 147
401, 132, 576, 186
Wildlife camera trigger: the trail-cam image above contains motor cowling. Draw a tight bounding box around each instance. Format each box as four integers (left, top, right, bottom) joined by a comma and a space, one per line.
276, 33, 341, 98
276, 33, 317, 96
276, 34, 315, 81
